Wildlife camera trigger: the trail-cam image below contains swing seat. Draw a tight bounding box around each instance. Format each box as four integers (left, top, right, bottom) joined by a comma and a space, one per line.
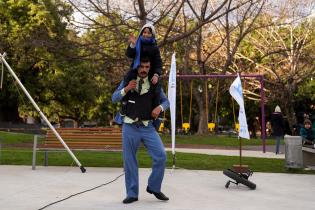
182, 123, 190, 133
208, 122, 215, 132
235, 123, 240, 132
158, 122, 164, 132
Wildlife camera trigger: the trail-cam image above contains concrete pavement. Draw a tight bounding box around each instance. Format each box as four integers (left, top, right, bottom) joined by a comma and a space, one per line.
0, 165, 314, 210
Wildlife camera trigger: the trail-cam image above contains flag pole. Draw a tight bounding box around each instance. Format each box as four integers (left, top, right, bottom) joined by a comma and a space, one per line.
229, 74, 249, 173
168, 53, 177, 169
0, 53, 86, 173
239, 136, 242, 167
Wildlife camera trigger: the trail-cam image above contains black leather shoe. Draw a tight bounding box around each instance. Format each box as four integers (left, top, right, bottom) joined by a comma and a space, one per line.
146, 186, 169, 201
122, 197, 138, 204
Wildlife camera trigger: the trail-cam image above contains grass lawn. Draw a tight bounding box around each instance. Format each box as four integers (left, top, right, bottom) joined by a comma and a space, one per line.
0, 131, 40, 144
162, 134, 280, 146
0, 131, 279, 146
0, 131, 311, 174
0, 148, 313, 174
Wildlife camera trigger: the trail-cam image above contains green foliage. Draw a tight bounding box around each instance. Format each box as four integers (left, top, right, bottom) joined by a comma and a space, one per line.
296, 79, 315, 101
0, 0, 117, 125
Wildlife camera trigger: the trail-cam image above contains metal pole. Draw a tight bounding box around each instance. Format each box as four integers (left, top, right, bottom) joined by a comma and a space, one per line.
1, 60, 3, 89
163, 74, 264, 80
172, 154, 176, 169
0, 53, 86, 173
32, 135, 38, 170
259, 76, 266, 153
239, 136, 242, 166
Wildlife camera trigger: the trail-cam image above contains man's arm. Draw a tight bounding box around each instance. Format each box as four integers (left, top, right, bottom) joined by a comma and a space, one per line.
151, 89, 170, 119
159, 89, 170, 111
112, 80, 137, 103
112, 81, 125, 103
126, 44, 136, 58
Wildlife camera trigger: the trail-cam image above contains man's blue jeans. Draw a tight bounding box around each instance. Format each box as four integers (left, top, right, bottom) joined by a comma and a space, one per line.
122, 122, 166, 198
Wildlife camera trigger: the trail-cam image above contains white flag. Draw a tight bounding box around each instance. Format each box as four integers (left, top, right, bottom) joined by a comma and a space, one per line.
229, 74, 250, 139
168, 53, 176, 155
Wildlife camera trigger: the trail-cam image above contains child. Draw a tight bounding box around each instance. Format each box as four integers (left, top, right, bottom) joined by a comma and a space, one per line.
300, 119, 315, 146
122, 23, 162, 126
125, 23, 162, 86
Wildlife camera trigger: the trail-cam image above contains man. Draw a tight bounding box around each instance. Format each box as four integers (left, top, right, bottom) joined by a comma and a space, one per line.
112, 57, 170, 204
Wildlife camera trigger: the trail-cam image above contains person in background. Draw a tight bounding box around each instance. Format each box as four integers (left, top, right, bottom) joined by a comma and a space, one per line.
300, 119, 315, 146
270, 105, 284, 154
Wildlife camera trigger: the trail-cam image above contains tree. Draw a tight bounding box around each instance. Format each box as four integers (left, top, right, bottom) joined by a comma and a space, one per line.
68, 0, 268, 133
235, 0, 315, 132
0, 0, 110, 125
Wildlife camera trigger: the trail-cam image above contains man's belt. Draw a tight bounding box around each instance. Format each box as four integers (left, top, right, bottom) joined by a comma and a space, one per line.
132, 121, 145, 127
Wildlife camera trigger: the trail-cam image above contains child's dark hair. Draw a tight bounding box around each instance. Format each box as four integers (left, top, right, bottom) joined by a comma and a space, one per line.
140, 56, 150, 63
141, 27, 153, 35
304, 119, 312, 125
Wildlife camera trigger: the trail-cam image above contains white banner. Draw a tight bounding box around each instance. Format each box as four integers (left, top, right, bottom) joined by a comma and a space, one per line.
229, 74, 250, 139
168, 53, 176, 155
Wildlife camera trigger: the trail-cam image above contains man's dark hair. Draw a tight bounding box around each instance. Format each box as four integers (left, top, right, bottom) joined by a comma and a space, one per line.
140, 57, 150, 63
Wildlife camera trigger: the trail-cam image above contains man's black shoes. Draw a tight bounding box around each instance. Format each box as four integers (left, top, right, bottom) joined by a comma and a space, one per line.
146, 186, 169, 201
122, 197, 138, 204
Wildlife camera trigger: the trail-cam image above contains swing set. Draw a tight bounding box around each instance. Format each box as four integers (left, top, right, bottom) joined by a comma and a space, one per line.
163, 73, 267, 153
179, 79, 240, 134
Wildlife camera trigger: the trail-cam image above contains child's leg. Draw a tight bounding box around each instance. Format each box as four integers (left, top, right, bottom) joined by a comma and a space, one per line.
124, 68, 137, 84
153, 81, 161, 111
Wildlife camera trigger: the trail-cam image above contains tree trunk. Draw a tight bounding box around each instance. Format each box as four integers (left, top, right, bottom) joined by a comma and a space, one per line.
195, 83, 209, 135
281, 89, 297, 134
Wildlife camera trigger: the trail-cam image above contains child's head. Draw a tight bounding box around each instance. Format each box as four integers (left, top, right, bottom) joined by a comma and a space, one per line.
304, 119, 312, 129
140, 23, 156, 38
142, 28, 153, 38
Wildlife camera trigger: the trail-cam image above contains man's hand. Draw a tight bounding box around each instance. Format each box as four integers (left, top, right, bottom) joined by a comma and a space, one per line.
151, 106, 162, 119
151, 75, 159, 85
129, 33, 136, 46
124, 80, 137, 93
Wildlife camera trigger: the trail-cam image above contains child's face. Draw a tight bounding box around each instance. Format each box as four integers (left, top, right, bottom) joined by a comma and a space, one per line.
305, 123, 311, 129
141, 28, 153, 39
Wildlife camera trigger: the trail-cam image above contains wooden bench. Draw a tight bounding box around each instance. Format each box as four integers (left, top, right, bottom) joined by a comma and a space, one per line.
32, 127, 122, 170
302, 146, 315, 168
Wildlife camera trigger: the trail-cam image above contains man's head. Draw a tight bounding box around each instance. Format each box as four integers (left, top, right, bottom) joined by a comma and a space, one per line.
137, 57, 150, 78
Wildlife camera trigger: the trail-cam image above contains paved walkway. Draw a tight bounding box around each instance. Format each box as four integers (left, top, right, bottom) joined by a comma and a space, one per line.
166, 145, 285, 159
0, 165, 314, 210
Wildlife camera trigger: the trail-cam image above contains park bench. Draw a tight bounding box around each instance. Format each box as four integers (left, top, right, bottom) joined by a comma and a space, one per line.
32, 127, 122, 170
302, 146, 315, 168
